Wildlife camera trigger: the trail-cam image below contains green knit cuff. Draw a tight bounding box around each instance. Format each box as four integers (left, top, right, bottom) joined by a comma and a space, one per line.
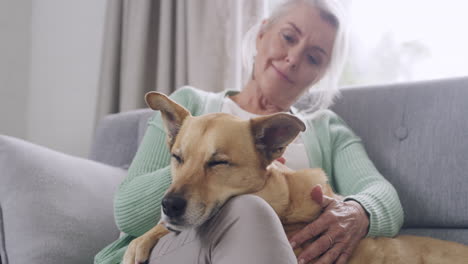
344, 194, 379, 237
345, 192, 401, 238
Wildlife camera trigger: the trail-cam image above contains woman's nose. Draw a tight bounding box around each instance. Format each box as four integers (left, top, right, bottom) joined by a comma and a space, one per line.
285, 50, 300, 70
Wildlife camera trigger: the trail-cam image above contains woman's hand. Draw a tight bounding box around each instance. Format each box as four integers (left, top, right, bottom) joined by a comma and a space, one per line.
289, 186, 369, 264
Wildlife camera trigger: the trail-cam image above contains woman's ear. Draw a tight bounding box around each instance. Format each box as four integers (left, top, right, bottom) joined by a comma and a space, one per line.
256, 22, 267, 55
257, 19, 269, 39
256, 30, 262, 49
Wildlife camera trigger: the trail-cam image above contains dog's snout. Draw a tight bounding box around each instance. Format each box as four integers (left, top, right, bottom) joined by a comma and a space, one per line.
162, 195, 187, 218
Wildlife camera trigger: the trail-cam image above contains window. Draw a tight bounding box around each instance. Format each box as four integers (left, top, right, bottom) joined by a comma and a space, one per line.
343, 0, 468, 86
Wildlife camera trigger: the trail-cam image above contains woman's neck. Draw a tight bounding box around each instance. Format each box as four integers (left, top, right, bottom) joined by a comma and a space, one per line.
230, 81, 291, 115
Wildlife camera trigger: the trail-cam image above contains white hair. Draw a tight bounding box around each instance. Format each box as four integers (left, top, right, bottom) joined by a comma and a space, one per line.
241, 0, 350, 114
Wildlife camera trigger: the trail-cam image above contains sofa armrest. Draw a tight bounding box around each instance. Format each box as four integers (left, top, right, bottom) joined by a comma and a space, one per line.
89, 109, 153, 168
0, 135, 126, 264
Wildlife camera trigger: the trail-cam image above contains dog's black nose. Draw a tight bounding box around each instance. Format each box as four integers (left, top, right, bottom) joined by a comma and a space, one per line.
162, 195, 187, 218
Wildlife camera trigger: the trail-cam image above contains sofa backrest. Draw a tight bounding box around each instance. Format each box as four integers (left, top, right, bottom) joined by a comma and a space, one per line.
331, 76, 468, 229
91, 77, 468, 229
90, 109, 153, 169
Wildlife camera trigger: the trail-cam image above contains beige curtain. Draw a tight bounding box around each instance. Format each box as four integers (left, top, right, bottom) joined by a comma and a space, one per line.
95, 0, 265, 122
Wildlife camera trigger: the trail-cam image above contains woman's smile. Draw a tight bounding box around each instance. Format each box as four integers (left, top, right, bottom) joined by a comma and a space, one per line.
271, 63, 294, 84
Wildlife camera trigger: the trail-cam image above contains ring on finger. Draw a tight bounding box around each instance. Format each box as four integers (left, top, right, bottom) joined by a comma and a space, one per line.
325, 234, 334, 248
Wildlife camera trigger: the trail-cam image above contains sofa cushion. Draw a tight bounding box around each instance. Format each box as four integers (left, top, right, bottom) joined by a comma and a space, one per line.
0, 136, 126, 264
400, 228, 468, 245
332, 77, 468, 228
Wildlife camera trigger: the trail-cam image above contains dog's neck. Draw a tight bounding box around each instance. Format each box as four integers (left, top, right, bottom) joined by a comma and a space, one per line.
253, 162, 293, 219
254, 162, 333, 225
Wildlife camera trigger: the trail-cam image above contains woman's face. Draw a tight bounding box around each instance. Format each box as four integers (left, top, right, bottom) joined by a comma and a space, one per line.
254, 3, 337, 107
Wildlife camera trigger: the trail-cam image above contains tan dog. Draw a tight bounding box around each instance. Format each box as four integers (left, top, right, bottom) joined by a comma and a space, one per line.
123, 92, 468, 264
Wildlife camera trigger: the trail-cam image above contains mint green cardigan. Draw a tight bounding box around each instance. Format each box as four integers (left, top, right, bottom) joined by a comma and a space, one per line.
95, 87, 404, 264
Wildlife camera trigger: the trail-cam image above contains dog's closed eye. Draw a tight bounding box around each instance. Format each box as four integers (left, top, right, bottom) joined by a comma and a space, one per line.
172, 153, 184, 164
207, 160, 230, 167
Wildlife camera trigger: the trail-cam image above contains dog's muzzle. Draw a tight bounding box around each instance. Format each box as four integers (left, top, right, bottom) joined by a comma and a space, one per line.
160, 193, 218, 231
162, 195, 187, 219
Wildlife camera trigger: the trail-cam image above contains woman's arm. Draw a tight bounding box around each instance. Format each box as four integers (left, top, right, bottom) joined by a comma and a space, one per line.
113, 115, 172, 237
328, 111, 404, 237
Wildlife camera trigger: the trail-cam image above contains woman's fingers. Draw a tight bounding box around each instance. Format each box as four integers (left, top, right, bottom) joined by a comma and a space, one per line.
296, 233, 339, 263
335, 235, 361, 264
312, 241, 347, 264
290, 190, 338, 248
335, 250, 353, 264
289, 214, 328, 248
318, 193, 335, 208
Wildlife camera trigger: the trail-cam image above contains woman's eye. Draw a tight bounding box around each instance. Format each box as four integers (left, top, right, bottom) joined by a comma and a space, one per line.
307, 55, 320, 65
172, 154, 183, 164
282, 33, 295, 43
208, 160, 229, 167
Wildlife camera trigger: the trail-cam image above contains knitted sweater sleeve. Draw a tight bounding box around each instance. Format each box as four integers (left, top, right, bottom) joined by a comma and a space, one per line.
318, 110, 404, 237
113, 87, 202, 237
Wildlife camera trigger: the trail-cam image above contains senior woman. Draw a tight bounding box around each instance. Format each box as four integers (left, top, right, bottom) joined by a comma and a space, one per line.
95, 0, 403, 264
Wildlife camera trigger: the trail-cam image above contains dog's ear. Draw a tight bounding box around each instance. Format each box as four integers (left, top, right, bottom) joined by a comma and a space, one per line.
250, 113, 306, 166
145, 92, 191, 147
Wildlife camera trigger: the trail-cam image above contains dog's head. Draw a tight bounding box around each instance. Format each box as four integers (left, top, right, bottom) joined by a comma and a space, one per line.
146, 92, 305, 231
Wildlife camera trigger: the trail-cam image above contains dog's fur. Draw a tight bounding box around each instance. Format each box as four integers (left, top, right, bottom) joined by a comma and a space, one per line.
123, 92, 468, 264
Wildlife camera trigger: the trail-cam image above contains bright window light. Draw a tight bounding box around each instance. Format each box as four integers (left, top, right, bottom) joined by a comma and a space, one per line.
343, 0, 468, 85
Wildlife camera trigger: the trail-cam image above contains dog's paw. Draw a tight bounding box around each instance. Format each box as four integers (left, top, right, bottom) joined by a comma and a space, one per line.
123, 235, 158, 264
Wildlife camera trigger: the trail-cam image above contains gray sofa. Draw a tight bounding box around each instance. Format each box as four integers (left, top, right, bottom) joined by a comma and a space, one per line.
1, 76, 467, 264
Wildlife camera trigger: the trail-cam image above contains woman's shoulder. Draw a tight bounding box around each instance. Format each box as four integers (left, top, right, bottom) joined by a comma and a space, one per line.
167, 86, 221, 115
168, 86, 209, 104
301, 109, 346, 127
300, 109, 359, 143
